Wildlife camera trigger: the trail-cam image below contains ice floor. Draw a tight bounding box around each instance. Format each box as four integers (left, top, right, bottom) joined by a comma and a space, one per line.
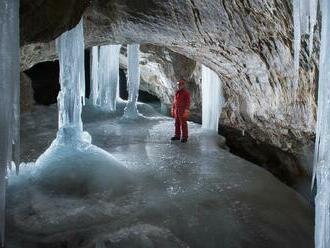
7, 101, 313, 248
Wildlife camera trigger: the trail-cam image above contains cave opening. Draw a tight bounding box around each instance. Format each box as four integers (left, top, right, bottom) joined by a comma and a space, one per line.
24, 61, 60, 106
24, 50, 92, 106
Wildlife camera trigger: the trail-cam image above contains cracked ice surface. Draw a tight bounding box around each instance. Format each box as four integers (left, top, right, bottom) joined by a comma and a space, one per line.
7, 103, 313, 248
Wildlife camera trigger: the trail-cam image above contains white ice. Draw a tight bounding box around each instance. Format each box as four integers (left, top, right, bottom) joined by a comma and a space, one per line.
90, 46, 99, 106
0, 0, 20, 246
293, 0, 317, 91
56, 18, 85, 135
7, 103, 314, 248
93, 45, 121, 111
201, 65, 224, 132
123, 44, 142, 119
313, 1, 330, 247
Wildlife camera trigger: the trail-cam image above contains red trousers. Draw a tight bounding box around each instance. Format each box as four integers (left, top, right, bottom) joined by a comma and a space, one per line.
175, 115, 188, 139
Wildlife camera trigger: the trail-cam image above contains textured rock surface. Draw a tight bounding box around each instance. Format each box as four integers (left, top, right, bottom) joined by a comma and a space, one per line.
20, 0, 89, 45
20, 0, 318, 177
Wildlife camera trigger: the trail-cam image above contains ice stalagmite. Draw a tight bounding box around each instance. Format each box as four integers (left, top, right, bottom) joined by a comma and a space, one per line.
96, 45, 121, 111
314, 1, 330, 247
202, 65, 223, 131
90, 46, 99, 106
33, 18, 131, 196
0, 0, 20, 246
123, 44, 141, 119
55, 18, 89, 144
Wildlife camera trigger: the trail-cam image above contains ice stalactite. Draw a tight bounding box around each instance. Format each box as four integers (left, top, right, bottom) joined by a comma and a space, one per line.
90, 45, 121, 111
98, 45, 121, 111
0, 0, 20, 246
55, 18, 90, 145
90, 46, 99, 106
123, 44, 141, 119
314, 1, 330, 247
201, 65, 223, 131
30, 18, 131, 196
292, 0, 318, 91
309, 0, 318, 55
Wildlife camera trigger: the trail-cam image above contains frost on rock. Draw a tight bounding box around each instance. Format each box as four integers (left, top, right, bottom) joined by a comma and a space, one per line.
201, 65, 224, 132
0, 0, 20, 246
314, 1, 330, 247
123, 44, 142, 119
92, 45, 121, 112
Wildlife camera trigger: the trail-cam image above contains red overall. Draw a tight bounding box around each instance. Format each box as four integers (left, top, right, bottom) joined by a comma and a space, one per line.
172, 88, 191, 139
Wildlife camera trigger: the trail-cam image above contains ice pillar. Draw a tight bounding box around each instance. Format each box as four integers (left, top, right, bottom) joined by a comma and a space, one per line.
56, 18, 86, 142
97, 45, 121, 111
90, 46, 99, 106
314, 1, 330, 247
123, 44, 141, 119
0, 0, 20, 246
293, 0, 318, 90
202, 65, 223, 131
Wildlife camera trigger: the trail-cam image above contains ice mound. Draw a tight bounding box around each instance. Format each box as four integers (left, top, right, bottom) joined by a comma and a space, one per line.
13, 128, 134, 196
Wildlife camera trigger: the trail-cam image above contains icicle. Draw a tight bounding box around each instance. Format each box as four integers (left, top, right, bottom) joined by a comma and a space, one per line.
56, 18, 85, 136
123, 44, 141, 119
96, 45, 121, 111
314, 1, 330, 247
0, 0, 20, 246
309, 0, 318, 55
293, 0, 302, 90
90, 46, 99, 106
201, 65, 223, 131
293, 0, 313, 90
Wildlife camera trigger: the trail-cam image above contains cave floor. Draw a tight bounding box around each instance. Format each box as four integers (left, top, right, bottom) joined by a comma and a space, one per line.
7, 101, 313, 248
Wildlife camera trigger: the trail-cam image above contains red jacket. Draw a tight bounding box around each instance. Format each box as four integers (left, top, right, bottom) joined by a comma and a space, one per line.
172, 88, 191, 117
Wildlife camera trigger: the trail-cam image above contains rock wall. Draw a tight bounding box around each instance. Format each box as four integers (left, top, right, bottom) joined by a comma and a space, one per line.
19, 0, 318, 178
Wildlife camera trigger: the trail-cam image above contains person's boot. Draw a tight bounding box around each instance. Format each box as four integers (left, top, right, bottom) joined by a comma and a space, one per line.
171, 136, 180, 141
181, 138, 187, 143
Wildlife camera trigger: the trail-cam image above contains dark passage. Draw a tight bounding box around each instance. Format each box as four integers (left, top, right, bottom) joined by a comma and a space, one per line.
24, 50, 91, 105
25, 61, 60, 105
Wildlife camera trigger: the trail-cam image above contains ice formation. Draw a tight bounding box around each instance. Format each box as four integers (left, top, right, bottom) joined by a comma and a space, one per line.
123, 44, 141, 119
92, 45, 121, 111
90, 46, 99, 106
56, 18, 86, 137
313, 1, 330, 247
292, 0, 318, 90
0, 0, 20, 246
201, 65, 223, 131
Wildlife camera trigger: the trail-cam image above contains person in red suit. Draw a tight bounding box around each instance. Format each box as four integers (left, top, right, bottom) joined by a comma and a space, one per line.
171, 79, 191, 143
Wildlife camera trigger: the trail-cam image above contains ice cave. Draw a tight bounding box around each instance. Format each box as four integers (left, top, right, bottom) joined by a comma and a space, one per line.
1, 0, 329, 247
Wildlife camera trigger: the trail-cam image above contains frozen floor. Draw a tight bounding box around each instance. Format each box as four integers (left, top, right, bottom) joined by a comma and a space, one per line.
7, 102, 313, 248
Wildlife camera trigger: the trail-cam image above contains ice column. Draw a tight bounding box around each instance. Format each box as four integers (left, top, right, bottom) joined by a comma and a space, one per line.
314, 1, 330, 247
0, 0, 20, 246
202, 65, 223, 131
123, 44, 141, 119
90, 46, 99, 106
309, 0, 318, 54
56, 18, 86, 143
96, 45, 121, 111
293, 0, 316, 90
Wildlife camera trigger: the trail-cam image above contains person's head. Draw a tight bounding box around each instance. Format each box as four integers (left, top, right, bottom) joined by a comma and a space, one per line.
176, 79, 186, 90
